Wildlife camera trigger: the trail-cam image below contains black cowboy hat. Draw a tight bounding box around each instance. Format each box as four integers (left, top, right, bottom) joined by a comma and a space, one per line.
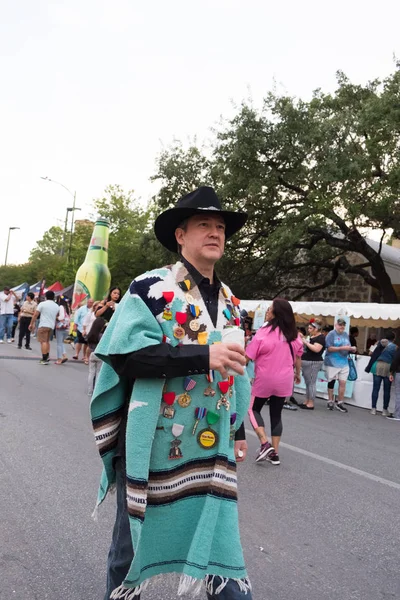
154, 186, 248, 252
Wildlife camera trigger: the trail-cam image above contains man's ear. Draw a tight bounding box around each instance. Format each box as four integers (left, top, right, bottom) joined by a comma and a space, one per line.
175, 228, 184, 246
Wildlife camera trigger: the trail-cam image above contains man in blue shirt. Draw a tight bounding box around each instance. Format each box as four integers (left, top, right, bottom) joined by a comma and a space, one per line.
324, 318, 357, 412
73, 299, 93, 362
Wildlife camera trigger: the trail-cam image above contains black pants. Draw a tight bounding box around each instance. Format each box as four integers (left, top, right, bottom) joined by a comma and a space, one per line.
18, 317, 31, 348
250, 396, 285, 437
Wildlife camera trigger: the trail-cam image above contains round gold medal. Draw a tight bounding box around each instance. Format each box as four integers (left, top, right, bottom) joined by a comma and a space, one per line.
189, 319, 200, 332
177, 392, 192, 408
197, 428, 218, 449
173, 326, 185, 340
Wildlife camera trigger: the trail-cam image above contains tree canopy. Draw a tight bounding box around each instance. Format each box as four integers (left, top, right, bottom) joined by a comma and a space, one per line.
153, 68, 400, 302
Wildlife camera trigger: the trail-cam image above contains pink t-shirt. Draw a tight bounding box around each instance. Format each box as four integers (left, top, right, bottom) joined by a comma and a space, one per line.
246, 325, 303, 398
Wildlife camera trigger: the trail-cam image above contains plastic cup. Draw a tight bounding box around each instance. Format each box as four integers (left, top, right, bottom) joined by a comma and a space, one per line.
221, 327, 245, 375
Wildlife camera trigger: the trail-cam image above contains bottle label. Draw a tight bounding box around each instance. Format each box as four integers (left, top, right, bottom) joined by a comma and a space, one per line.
72, 280, 90, 311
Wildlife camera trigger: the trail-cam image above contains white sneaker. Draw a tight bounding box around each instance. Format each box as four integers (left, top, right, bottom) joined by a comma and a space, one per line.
370, 408, 377, 415
7, 339, 12, 344
382, 409, 389, 417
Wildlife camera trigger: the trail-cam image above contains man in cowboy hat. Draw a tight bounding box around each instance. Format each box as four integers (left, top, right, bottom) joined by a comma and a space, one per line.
91, 186, 253, 600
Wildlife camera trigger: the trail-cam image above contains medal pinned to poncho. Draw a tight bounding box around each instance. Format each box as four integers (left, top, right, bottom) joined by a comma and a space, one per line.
189, 304, 201, 331
162, 391, 176, 419
162, 292, 174, 320
178, 377, 196, 408
216, 380, 230, 411
228, 374, 235, 398
197, 410, 220, 449
174, 311, 187, 340
204, 370, 216, 397
169, 423, 184, 460
192, 407, 207, 435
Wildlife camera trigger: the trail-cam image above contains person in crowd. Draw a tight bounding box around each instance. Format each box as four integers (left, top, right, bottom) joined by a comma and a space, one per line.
365, 331, 397, 416
349, 326, 359, 353
72, 298, 94, 363
324, 319, 356, 413
296, 319, 326, 409
95, 287, 122, 322
18, 292, 36, 350
91, 186, 251, 600
388, 347, 400, 421
246, 298, 303, 465
29, 290, 60, 364
367, 333, 377, 353
11, 301, 21, 341
82, 300, 101, 362
86, 317, 106, 396
0, 286, 19, 343
55, 296, 71, 365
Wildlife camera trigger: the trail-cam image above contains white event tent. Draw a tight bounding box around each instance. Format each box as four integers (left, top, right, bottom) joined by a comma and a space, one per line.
240, 300, 400, 328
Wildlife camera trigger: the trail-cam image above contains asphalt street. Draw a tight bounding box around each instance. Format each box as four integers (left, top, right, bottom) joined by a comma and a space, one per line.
1, 339, 399, 600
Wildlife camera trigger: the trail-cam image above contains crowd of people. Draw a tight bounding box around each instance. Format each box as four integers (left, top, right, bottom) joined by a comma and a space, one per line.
2, 186, 400, 600
243, 311, 400, 466
0, 284, 122, 396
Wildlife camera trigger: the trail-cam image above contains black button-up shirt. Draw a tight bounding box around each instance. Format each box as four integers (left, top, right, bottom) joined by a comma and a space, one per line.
110, 258, 245, 443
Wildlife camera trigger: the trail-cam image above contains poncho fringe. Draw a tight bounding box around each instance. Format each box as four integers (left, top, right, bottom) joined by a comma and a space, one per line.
110, 574, 252, 598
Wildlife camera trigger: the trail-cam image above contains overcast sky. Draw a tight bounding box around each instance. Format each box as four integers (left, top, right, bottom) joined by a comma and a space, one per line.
2, 0, 400, 267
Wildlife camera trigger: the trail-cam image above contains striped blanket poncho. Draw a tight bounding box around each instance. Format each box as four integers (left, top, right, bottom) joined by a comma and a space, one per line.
91, 261, 251, 598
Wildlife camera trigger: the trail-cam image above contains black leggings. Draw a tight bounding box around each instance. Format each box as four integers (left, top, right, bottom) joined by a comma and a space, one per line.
249, 396, 285, 437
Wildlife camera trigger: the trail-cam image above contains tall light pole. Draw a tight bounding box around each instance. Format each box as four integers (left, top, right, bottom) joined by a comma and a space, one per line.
40, 176, 79, 262
4, 227, 20, 266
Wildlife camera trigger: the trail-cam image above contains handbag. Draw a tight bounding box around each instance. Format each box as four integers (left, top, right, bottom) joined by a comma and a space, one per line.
348, 357, 358, 381
56, 314, 71, 330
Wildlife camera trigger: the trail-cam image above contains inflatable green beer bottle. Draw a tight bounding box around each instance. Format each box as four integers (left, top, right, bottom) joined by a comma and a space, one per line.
72, 217, 111, 309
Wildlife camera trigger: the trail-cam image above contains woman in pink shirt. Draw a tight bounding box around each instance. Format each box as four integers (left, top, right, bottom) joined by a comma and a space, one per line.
246, 298, 303, 465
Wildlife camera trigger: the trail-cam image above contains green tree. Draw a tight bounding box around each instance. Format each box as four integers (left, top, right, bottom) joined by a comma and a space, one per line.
153, 68, 400, 302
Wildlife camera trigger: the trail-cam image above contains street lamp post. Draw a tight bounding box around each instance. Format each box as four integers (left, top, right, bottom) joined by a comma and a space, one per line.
40, 177, 80, 262
4, 227, 20, 266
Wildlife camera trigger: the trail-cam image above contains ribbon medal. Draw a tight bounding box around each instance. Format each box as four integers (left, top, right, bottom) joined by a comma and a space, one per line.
204, 370, 216, 397
169, 423, 184, 460
162, 292, 174, 320
163, 392, 176, 405
216, 381, 230, 411
192, 407, 207, 435
197, 410, 220, 449
178, 377, 196, 408
174, 311, 187, 339
178, 279, 191, 292
228, 375, 234, 398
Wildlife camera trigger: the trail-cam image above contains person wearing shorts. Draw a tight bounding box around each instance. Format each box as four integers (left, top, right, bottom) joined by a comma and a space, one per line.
324, 318, 356, 412
29, 290, 60, 364
73, 299, 93, 363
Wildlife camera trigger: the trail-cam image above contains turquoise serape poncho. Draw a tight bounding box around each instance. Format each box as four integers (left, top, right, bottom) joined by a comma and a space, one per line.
91, 261, 251, 598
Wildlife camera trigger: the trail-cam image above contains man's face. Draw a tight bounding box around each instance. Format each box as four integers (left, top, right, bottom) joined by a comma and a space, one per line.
175, 214, 226, 264
87, 299, 94, 309
3, 288, 10, 295
335, 323, 346, 334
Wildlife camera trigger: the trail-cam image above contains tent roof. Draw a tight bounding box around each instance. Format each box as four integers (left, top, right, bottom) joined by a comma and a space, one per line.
55, 284, 73, 299
11, 282, 29, 292
47, 281, 63, 292
241, 299, 400, 328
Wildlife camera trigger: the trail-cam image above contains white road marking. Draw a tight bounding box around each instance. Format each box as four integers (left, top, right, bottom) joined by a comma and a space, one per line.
245, 429, 400, 491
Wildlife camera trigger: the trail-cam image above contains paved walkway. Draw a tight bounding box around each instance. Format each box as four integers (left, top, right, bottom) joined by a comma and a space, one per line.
1, 338, 399, 600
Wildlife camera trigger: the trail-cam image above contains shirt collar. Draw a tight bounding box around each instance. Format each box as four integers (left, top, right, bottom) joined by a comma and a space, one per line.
180, 256, 221, 290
